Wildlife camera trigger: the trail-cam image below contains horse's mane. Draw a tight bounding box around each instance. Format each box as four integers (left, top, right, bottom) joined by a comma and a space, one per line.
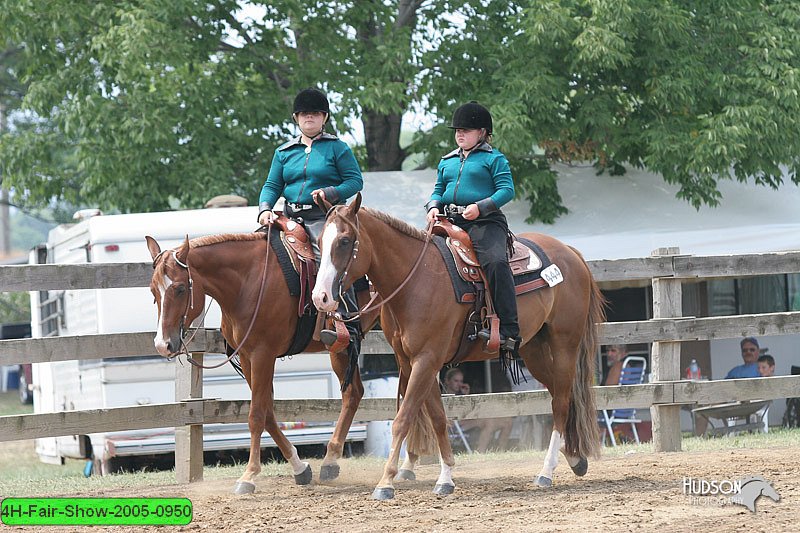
361, 207, 427, 242
153, 233, 266, 282
190, 232, 266, 248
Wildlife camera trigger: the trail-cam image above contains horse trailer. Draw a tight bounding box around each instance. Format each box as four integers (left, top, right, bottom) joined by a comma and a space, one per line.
29, 202, 366, 473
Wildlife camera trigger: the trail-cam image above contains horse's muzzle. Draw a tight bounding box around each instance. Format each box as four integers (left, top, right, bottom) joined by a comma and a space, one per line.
154, 334, 180, 358
312, 288, 339, 313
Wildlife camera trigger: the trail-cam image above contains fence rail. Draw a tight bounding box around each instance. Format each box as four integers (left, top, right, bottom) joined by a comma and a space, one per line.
3, 376, 798, 443
5, 309, 800, 366
2, 248, 800, 482
3, 250, 800, 292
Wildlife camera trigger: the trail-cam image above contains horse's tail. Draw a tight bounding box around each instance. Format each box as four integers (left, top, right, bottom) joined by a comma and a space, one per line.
564, 252, 606, 459
404, 379, 439, 457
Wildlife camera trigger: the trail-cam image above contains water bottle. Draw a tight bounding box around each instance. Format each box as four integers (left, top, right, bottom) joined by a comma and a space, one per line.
687, 359, 701, 380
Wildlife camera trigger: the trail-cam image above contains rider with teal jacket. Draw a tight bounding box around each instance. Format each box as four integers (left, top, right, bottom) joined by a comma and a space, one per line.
258, 88, 364, 368
425, 101, 520, 351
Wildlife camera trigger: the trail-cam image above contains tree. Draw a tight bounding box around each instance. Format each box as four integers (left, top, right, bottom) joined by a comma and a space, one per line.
0, 0, 438, 213
2, 1, 800, 222
420, 0, 800, 222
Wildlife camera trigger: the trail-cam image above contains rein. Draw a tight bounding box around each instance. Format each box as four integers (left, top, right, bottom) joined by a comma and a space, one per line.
161, 225, 272, 369
329, 208, 435, 323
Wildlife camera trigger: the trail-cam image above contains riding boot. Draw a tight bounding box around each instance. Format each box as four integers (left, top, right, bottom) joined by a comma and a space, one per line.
477, 259, 520, 343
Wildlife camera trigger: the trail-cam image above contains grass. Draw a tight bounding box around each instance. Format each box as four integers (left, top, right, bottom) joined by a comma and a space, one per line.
0, 390, 32, 417
3, 387, 799, 497
1, 424, 798, 498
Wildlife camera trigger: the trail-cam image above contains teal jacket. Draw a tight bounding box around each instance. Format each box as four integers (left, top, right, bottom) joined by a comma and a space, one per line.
428, 142, 514, 216
259, 133, 363, 213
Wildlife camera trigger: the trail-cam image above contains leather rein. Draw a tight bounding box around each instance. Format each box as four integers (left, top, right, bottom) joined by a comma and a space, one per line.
154, 225, 272, 369
326, 205, 435, 323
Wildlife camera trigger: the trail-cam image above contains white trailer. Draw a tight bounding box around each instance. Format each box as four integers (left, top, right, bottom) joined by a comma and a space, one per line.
29, 204, 365, 472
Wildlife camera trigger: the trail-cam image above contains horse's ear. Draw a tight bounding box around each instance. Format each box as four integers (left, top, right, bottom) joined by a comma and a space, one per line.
145, 236, 161, 261
348, 191, 362, 215
176, 235, 190, 265
314, 192, 334, 212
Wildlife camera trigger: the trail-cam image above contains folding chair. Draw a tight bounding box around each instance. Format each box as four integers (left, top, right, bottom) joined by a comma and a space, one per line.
601, 356, 647, 447
449, 420, 473, 454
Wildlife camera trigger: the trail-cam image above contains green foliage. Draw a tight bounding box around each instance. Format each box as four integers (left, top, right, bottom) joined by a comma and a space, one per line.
0, 292, 30, 323
420, 0, 800, 221
2, 1, 800, 222
0, 0, 432, 213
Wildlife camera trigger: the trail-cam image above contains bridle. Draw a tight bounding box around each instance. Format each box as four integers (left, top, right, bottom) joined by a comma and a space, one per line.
153, 225, 272, 369
325, 205, 434, 323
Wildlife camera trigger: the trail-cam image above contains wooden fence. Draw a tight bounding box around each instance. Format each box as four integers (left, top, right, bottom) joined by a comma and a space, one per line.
2, 249, 800, 482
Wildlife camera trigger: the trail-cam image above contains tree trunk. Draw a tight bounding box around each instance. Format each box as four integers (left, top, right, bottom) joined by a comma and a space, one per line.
363, 109, 406, 171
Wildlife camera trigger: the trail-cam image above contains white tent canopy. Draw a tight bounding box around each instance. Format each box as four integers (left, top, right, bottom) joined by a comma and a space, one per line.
362, 165, 800, 260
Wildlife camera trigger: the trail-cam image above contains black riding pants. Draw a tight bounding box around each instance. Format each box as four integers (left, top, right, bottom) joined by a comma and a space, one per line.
451, 211, 519, 339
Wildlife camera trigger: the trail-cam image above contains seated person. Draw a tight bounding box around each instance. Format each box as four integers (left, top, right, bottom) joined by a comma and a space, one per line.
725, 337, 761, 379
443, 367, 513, 453
758, 354, 775, 377
603, 344, 628, 386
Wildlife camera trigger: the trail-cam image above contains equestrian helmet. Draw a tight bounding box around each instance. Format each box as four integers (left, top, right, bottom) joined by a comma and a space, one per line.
293, 88, 330, 114
449, 101, 492, 133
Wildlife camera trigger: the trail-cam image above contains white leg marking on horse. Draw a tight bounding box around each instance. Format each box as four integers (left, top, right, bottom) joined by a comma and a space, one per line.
538, 430, 563, 480
289, 446, 307, 476
153, 274, 172, 355
561, 445, 581, 468
436, 456, 454, 487
400, 455, 415, 472
312, 223, 340, 312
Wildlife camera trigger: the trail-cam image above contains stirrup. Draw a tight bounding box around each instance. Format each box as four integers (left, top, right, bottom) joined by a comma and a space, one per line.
478, 329, 514, 343
319, 329, 338, 347
501, 336, 519, 352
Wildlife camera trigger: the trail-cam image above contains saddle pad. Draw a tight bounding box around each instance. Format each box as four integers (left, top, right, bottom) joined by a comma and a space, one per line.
261, 229, 315, 356
433, 236, 554, 303
259, 229, 301, 296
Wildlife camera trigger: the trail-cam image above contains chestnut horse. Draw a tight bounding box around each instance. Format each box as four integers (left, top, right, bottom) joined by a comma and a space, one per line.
312, 193, 605, 500
146, 232, 378, 494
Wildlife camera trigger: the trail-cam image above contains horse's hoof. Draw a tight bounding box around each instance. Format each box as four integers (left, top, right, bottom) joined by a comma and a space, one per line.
320, 464, 340, 482
394, 469, 416, 481
232, 481, 256, 495
433, 483, 455, 496
571, 457, 588, 477
534, 476, 553, 488
294, 463, 313, 485
372, 487, 396, 500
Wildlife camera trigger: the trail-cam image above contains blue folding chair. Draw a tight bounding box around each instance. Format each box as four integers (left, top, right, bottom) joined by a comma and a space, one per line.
601, 356, 647, 447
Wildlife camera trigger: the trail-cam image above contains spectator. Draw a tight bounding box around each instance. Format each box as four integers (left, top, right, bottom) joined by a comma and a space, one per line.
725, 337, 761, 379
757, 354, 776, 377
443, 367, 513, 453
603, 344, 628, 386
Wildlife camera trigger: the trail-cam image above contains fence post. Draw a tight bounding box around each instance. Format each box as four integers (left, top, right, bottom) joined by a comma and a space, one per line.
175, 318, 205, 483
649, 247, 682, 452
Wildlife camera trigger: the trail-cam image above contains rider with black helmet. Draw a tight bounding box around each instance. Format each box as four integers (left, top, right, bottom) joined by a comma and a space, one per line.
258, 87, 364, 364
425, 101, 520, 350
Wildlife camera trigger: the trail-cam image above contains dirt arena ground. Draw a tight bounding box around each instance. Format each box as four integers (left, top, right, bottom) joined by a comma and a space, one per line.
8, 445, 795, 532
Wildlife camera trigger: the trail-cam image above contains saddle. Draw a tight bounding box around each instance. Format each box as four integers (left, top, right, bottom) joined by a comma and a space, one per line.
272, 213, 317, 317
432, 220, 543, 283
432, 218, 562, 365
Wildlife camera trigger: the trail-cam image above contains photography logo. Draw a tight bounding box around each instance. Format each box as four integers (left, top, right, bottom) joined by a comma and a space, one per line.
683, 476, 780, 512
